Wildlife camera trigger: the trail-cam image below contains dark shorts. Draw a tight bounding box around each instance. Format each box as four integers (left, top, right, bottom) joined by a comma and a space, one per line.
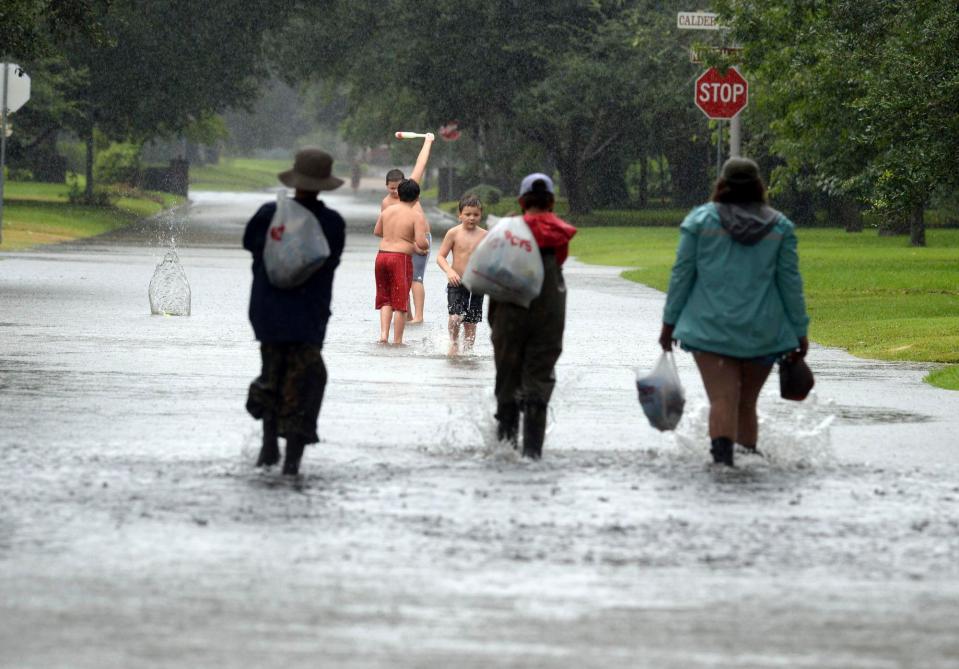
681, 343, 785, 367
246, 343, 327, 443
447, 283, 484, 323
375, 251, 413, 311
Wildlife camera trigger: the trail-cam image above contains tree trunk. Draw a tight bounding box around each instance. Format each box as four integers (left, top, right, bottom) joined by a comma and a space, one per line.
909, 204, 926, 247
638, 150, 648, 208
836, 196, 863, 232
85, 128, 94, 201
557, 157, 589, 214
877, 214, 910, 236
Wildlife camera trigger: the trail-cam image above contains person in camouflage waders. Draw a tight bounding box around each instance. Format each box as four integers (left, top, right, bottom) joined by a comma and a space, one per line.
489, 173, 577, 460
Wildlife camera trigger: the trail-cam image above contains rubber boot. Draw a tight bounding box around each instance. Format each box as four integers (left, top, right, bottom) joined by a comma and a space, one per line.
739, 443, 763, 457
282, 438, 305, 476
495, 402, 519, 448
710, 436, 734, 467
256, 417, 280, 467
522, 401, 547, 460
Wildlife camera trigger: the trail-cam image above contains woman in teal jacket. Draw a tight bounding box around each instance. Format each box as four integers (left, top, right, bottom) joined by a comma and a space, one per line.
659, 158, 809, 466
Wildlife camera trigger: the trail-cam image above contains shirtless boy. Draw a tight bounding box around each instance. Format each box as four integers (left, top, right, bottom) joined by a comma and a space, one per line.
374, 179, 429, 345
436, 194, 488, 355
382, 133, 434, 324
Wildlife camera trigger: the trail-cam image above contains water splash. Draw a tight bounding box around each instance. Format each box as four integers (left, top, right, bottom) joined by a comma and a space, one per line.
149, 250, 191, 316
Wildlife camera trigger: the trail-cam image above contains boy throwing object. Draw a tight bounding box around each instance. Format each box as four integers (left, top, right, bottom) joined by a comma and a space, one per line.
436, 194, 487, 355
373, 179, 429, 345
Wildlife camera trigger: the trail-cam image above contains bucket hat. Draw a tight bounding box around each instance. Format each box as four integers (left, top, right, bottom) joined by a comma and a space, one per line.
278, 148, 344, 191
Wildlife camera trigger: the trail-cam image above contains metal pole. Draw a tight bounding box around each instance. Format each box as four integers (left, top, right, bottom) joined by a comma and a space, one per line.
730, 112, 742, 158
716, 120, 723, 177
446, 140, 452, 202
1, 63, 8, 245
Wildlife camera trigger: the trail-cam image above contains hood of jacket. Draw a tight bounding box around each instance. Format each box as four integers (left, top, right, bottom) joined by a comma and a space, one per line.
716, 202, 782, 246
522, 212, 577, 248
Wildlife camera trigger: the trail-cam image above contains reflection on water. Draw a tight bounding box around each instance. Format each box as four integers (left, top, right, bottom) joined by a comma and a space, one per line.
148, 250, 191, 316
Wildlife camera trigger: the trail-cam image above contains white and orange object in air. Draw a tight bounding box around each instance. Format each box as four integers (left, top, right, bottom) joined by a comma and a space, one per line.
394, 131, 430, 139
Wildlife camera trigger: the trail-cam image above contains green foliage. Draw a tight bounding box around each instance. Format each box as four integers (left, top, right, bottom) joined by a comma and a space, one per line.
462, 184, 502, 206
573, 227, 959, 364
276, 0, 709, 213
94, 142, 141, 185
66, 173, 111, 206
0, 0, 107, 61
713, 0, 959, 231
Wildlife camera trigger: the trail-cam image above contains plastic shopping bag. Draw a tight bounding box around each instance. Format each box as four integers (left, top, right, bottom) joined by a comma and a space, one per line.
462, 216, 544, 308
636, 352, 685, 431
263, 192, 331, 289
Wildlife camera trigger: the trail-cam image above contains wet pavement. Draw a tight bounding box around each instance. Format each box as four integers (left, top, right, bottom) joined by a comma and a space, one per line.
1, 188, 958, 668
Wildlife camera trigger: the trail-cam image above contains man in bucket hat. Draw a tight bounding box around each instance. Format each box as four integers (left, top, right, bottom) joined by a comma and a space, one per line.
243, 148, 346, 475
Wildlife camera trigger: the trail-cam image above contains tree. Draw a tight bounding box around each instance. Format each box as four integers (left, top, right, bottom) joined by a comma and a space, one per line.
0, 0, 107, 62
714, 0, 959, 245
53, 0, 299, 197
275, 0, 711, 212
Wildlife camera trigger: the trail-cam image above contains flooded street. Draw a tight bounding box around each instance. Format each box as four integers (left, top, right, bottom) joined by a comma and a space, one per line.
2, 189, 958, 668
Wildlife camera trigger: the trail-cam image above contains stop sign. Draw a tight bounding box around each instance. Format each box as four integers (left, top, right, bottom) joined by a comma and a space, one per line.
694, 66, 748, 119
439, 121, 461, 141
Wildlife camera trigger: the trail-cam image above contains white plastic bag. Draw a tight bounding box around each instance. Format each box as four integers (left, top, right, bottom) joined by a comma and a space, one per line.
462, 215, 544, 308
636, 352, 685, 431
263, 192, 331, 289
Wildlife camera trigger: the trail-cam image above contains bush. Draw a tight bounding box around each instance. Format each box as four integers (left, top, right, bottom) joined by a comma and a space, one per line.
67, 173, 113, 206
7, 167, 35, 181
95, 142, 142, 186
463, 183, 502, 205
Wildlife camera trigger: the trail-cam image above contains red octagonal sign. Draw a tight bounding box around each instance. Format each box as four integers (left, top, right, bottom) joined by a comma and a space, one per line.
695, 66, 748, 119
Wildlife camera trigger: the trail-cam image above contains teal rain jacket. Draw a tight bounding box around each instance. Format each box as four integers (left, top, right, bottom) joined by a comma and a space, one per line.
663, 202, 809, 359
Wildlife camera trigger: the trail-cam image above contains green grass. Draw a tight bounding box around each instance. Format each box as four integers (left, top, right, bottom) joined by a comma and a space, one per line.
925, 365, 959, 391
189, 158, 290, 192
1, 180, 183, 251
571, 227, 959, 390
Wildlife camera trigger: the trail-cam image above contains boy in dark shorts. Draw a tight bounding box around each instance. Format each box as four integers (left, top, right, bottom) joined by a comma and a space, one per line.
243, 148, 346, 475
436, 194, 487, 355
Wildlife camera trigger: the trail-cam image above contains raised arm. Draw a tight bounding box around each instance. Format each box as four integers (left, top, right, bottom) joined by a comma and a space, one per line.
409, 133, 435, 184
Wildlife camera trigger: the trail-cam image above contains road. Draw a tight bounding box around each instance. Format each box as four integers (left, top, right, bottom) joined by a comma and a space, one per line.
1, 188, 957, 668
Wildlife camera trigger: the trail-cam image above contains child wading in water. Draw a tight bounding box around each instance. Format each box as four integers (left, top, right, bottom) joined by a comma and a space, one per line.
436, 194, 487, 355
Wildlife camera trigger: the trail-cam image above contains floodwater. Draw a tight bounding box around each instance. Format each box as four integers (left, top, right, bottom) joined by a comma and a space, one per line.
1, 188, 958, 668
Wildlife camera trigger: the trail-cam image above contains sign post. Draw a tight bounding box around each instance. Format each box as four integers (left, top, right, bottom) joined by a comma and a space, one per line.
0, 63, 31, 245
439, 122, 460, 201
694, 65, 748, 171
678, 12, 745, 167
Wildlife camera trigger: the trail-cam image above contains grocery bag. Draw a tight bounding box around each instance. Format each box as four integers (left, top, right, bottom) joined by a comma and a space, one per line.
462, 216, 544, 308
263, 192, 330, 289
636, 352, 685, 431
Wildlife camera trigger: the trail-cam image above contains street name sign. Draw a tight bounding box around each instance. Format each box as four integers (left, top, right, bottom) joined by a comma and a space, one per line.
689, 46, 743, 64
677, 12, 722, 30
694, 66, 748, 119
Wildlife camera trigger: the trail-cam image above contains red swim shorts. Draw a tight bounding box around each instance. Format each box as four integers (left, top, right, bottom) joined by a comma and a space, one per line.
375, 251, 413, 311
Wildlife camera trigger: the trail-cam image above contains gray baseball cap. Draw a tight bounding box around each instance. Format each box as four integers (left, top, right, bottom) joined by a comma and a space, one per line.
518, 172, 555, 196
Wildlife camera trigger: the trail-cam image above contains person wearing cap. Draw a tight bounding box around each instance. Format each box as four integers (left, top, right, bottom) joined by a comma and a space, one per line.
489, 173, 577, 460
659, 157, 810, 467
243, 148, 347, 475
